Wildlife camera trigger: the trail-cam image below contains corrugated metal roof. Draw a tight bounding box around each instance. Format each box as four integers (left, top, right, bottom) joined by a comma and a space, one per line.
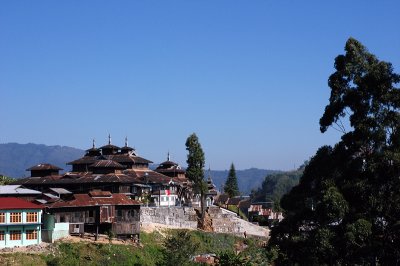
99, 144, 120, 150
12, 169, 183, 187
43, 193, 59, 199
26, 163, 63, 171
49, 193, 140, 208
0, 185, 42, 195
67, 156, 98, 165
49, 188, 72, 194
90, 160, 124, 169
0, 197, 43, 210
88, 190, 112, 197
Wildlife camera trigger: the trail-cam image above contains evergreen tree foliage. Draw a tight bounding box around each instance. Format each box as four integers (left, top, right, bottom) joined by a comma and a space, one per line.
0, 175, 16, 185
224, 163, 240, 197
161, 231, 199, 266
185, 133, 207, 218
251, 167, 303, 211
269, 38, 400, 265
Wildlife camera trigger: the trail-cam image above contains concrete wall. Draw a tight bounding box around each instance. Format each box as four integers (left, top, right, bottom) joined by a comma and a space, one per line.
140, 206, 270, 238
209, 207, 270, 237
140, 207, 197, 229
42, 213, 69, 243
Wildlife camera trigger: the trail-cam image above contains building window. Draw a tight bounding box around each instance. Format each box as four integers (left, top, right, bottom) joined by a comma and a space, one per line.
0, 231, 4, 241
10, 212, 22, 223
26, 229, 38, 240
0, 213, 5, 223
10, 230, 21, 240
26, 212, 38, 223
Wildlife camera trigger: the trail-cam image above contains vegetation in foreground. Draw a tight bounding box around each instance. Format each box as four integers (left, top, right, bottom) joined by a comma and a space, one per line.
0, 230, 269, 266
269, 38, 400, 264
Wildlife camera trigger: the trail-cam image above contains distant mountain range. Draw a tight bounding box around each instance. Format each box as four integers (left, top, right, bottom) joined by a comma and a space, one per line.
0, 143, 279, 194
205, 168, 281, 195
0, 143, 84, 178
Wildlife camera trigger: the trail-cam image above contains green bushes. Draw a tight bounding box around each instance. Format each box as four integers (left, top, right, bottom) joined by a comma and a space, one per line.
0, 230, 270, 265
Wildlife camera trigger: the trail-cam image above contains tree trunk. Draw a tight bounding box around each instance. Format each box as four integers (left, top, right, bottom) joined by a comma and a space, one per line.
200, 190, 205, 220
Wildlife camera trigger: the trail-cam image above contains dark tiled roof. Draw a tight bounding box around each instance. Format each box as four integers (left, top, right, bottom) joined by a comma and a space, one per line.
26, 163, 63, 171
0, 197, 43, 210
48, 193, 140, 208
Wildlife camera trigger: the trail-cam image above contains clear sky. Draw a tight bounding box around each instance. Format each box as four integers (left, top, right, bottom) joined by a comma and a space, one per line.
1, 1, 399, 170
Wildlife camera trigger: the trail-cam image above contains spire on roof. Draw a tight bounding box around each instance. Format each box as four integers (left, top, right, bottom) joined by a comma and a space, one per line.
207, 165, 213, 181
92, 138, 96, 149
167, 151, 170, 161
125, 136, 128, 147
108, 134, 111, 145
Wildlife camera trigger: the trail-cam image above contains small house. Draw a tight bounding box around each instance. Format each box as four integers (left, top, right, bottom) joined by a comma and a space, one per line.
0, 197, 42, 248
47, 190, 141, 239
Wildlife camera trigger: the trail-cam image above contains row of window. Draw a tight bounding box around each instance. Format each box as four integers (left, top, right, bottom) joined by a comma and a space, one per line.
160, 196, 176, 202
0, 230, 37, 240
0, 212, 38, 223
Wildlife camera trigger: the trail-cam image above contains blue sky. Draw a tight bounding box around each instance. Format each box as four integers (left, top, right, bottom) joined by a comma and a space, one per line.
1, 1, 399, 170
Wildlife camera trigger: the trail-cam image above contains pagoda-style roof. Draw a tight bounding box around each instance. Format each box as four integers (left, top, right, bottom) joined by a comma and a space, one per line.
67, 156, 99, 165
120, 137, 135, 154
12, 169, 182, 187
120, 145, 134, 152
26, 163, 63, 171
155, 168, 185, 174
99, 144, 120, 150
90, 160, 124, 169
155, 153, 185, 174
158, 160, 177, 168
104, 154, 153, 164
85, 147, 101, 156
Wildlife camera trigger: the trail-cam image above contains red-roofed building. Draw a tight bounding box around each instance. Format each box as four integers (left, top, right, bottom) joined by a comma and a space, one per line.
47, 191, 141, 239
248, 203, 283, 226
0, 197, 42, 248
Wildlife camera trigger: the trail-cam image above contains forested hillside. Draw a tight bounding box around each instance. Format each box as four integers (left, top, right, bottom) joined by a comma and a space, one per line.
250, 167, 304, 208
0, 143, 84, 177
208, 168, 281, 195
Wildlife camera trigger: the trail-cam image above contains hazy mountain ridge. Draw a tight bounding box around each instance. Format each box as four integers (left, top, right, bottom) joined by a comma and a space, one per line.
206, 168, 282, 195
0, 143, 279, 194
0, 143, 84, 177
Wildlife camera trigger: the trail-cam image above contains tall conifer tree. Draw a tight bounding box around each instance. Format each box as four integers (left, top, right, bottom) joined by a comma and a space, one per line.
224, 163, 240, 197
185, 133, 207, 219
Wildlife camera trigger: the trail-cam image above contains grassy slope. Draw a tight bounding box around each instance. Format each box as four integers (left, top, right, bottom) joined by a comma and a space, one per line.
0, 230, 268, 266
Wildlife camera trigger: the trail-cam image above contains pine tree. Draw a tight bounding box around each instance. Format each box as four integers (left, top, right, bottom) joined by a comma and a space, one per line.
224, 163, 240, 197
